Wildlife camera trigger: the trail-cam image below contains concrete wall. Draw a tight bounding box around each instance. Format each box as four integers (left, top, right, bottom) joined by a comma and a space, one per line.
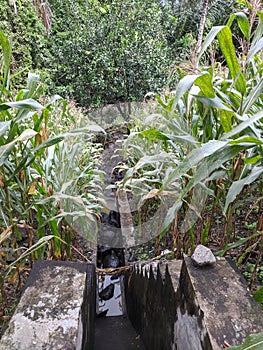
125, 257, 263, 350
0, 261, 96, 350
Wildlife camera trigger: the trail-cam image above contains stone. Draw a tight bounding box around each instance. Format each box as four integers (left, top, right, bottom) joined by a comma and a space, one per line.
0, 261, 95, 350
102, 249, 120, 268
99, 283, 115, 301
191, 244, 216, 267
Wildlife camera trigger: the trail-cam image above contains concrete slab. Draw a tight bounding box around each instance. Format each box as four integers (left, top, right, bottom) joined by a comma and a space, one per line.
0, 261, 95, 350
178, 257, 263, 349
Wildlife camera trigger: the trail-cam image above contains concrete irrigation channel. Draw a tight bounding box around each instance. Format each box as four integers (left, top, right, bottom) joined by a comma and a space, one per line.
1, 127, 263, 349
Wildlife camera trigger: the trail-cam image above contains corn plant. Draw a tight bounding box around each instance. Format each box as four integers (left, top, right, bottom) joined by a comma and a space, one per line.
115, 4, 263, 263
0, 29, 104, 305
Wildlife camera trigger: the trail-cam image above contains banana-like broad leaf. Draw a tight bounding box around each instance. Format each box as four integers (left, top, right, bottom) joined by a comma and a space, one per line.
227, 332, 263, 350
0, 98, 43, 111
224, 166, 263, 213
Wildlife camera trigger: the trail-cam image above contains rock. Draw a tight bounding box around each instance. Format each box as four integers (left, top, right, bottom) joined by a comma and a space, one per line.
191, 244, 216, 267
102, 249, 120, 268
99, 283, 115, 301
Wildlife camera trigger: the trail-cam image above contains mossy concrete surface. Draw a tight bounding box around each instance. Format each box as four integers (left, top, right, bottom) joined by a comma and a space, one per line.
125, 257, 263, 350
0, 261, 95, 350
182, 257, 263, 349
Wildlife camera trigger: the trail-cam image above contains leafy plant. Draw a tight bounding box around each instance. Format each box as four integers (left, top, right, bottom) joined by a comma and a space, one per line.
0, 29, 104, 304
227, 332, 263, 349
48, 0, 189, 108
114, 4, 263, 262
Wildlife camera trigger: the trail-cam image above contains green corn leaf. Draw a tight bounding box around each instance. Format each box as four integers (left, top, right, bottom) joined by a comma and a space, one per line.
23, 73, 41, 99
160, 200, 183, 238
0, 121, 11, 138
193, 95, 231, 111
219, 110, 233, 133
172, 74, 200, 109
229, 136, 263, 145
140, 128, 169, 141
224, 166, 263, 213
33, 135, 64, 152
217, 26, 246, 95
227, 12, 250, 41
0, 129, 37, 153
0, 98, 44, 111
222, 111, 263, 140
197, 26, 225, 64
216, 232, 261, 256
242, 76, 263, 114
251, 10, 263, 48
247, 38, 263, 63
242, 155, 262, 165
227, 332, 263, 350
194, 72, 215, 98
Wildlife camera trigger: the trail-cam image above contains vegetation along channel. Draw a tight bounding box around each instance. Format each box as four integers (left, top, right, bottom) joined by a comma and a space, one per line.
0, 0, 263, 349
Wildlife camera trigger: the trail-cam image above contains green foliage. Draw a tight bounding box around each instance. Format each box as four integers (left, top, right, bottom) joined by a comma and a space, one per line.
48, 0, 184, 108
115, 6, 263, 258
0, 30, 103, 298
254, 285, 263, 308
0, 0, 52, 88
171, 0, 240, 39
227, 332, 263, 349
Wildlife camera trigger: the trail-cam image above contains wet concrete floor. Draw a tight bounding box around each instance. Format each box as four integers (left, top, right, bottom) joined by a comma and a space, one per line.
94, 316, 145, 350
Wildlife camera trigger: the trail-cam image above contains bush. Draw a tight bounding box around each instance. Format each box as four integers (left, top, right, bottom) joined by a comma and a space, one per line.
48, 0, 182, 108
0, 0, 52, 88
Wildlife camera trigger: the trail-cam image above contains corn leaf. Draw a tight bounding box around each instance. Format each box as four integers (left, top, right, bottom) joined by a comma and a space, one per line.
0, 98, 44, 111
227, 332, 263, 350
0, 120, 11, 138
217, 26, 246, 95
224, 166, 263, 213
194, 72, 215, 98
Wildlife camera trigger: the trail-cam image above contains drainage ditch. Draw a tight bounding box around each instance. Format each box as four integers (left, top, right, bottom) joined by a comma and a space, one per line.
94, 245, 145, 350
94, 129, 146, 349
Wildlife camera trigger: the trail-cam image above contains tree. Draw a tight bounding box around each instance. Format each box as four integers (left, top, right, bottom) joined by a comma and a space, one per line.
196, 0, 209, 55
